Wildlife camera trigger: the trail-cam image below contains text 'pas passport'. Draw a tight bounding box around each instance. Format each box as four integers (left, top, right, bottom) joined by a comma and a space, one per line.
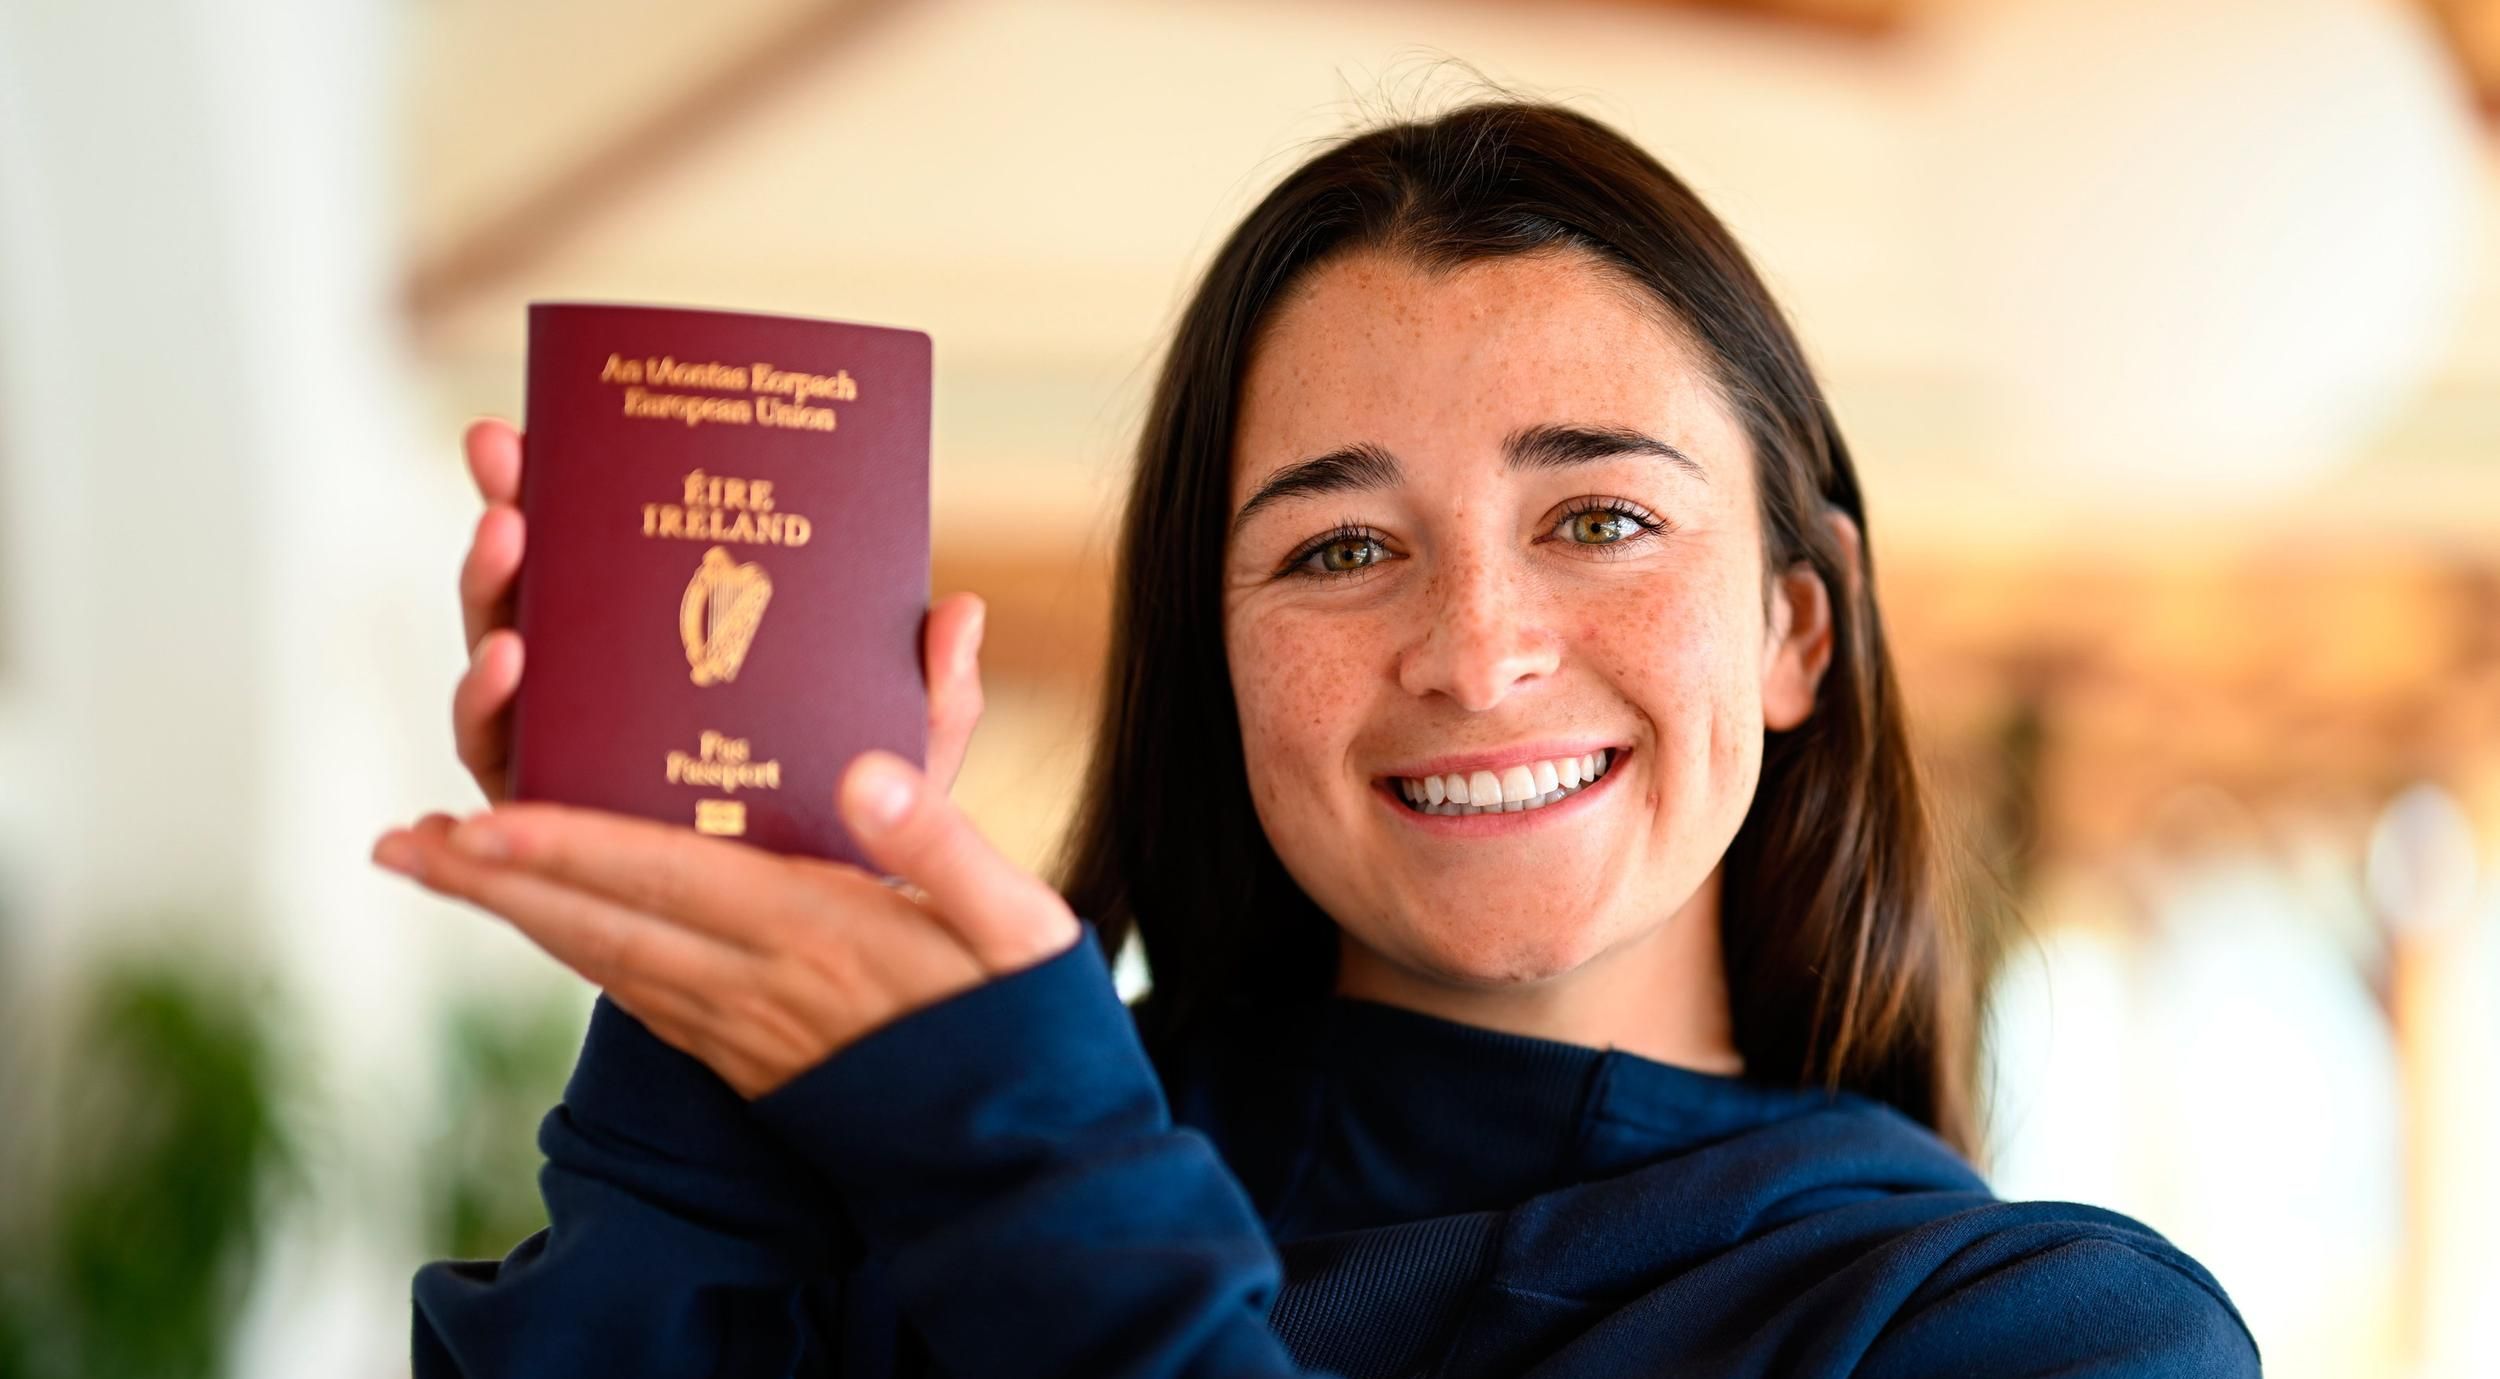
511, 302, 930, 867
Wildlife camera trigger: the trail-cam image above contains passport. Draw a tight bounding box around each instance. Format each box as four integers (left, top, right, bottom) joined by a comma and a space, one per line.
509, 302, 930, 867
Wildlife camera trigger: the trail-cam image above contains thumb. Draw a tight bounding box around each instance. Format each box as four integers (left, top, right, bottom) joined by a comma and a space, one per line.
837, 748, 1081, 972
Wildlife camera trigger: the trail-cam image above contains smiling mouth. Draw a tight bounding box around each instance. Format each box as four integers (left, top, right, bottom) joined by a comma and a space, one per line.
1383, 747, 1624, 817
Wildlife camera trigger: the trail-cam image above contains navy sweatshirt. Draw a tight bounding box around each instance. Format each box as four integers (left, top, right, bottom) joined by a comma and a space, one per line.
411, 921, 2263, 1377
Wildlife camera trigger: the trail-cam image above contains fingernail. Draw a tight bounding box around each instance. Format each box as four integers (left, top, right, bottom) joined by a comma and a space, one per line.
448, 812, 510, 861
372, 832, 424, 881
958, 602, 985, 679
845, 752, 915, 832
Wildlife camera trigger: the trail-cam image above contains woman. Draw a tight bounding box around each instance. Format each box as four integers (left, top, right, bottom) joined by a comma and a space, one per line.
377, 100, 2261, 1377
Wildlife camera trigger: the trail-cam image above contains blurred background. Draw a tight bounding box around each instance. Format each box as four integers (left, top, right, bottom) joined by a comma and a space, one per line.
1, 0, 2495, 1374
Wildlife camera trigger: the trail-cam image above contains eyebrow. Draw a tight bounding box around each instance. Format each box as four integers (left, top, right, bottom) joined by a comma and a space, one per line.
1228, 422, 1705, 540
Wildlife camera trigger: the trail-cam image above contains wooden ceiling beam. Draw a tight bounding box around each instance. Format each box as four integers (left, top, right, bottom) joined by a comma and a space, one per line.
2422, 0, 2500, 119
404, 0, 917, 333
1594, 0, 1915, 38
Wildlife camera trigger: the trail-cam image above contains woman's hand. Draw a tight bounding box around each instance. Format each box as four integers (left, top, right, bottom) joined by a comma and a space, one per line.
372, 749, 1083, 1099
451, 417, 989, 803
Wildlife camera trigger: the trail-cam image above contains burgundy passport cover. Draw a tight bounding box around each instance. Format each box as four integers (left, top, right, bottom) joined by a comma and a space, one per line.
511, 302, 930, 867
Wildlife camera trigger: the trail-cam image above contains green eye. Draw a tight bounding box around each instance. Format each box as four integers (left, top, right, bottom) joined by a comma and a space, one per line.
1554, 497, 1668, 551
1312, 536, 1384, 573
1283, 529, 1391, 579
1566, 510, 1641, 544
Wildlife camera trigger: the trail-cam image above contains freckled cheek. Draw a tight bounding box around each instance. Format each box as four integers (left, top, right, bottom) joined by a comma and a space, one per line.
1576, 590, 1752, 772
1227, 613, 1370, 795
1574, 588, 1720, 696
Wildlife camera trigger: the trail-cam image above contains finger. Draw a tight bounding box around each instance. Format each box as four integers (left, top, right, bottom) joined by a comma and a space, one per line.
382, 814, 758, 1000
836, 749, 1080, 972
922, 592, 985, 793
452, 629, 522, 800
463, 418, 523, 505
436, 800, 864, 952
459, 503, 525, 652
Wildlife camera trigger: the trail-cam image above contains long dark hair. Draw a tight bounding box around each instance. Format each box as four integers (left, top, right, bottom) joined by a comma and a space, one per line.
1050, 98, 1976, 1159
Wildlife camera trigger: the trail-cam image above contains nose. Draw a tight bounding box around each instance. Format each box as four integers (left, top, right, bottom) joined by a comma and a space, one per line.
1395, 551, 1561, 712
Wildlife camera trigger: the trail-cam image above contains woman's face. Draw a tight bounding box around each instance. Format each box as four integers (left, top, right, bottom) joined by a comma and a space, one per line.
1221, 247, 1832, 991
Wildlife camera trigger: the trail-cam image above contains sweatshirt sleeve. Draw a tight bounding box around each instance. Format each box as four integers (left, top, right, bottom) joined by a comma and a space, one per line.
410, 994, 853, 1377
1854, 1216, 2264, 1379
746, 919, 1343, 1379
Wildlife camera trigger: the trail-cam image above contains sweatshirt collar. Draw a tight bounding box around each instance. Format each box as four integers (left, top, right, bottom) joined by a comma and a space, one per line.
1167, 992, 1863, 1239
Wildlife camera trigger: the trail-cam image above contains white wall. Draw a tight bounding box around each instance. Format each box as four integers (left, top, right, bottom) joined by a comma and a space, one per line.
0, 2, 493, 1373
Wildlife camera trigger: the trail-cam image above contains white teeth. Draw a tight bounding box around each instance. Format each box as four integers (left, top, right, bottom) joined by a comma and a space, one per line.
1498, 764, 1536, 804
1392, 749, 1619, 817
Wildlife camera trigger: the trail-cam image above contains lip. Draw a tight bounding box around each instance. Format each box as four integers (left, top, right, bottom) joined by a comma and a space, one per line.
1373, 739, 1631, 784
1375, 745, 1631, 837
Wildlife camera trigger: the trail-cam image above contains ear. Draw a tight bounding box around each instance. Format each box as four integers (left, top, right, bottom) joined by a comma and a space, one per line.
1761, 508, 1861, 732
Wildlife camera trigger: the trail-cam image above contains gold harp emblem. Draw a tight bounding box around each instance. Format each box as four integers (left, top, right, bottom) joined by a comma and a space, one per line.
680, 546, 773, 686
